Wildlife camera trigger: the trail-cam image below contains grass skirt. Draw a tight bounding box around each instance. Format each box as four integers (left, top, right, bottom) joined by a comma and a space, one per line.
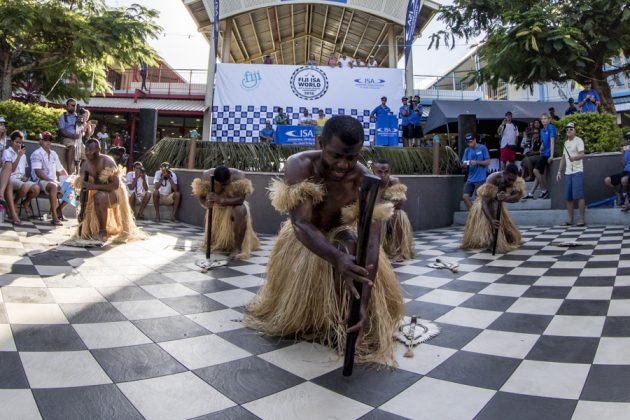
202, 203, 260, 260
383, 209, 415, 260
245, 221, 405, 365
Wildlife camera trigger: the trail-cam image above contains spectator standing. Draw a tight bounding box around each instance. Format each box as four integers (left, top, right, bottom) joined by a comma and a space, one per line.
0, 116, 7, 153
604, 130, 630, 211
140, 62, 148, 91
370, 96, 391, 121
30, 131, 69, 225
57, 98, 89, 174
398, 97, 412, 147
565, 98, 578, 116
461, 133, 491, 210
263, 55, 273, 64
524, 113, 556, 199
300, 109, 316, 126
112, 132, 123, 147
410, 95, 424, 146
548, 107, 561, 121
521, 120, 542, 182
556, 122, 586, 226
577, 80, 601, 113
259, 121, 275, 143
152, 162, 181, 222
367, 56, 378, 68
497, 111, 519, 169
96, 125, 110, 152
338, 53, 352, 68
274, 107, 290, 126
315, 110, 328, 149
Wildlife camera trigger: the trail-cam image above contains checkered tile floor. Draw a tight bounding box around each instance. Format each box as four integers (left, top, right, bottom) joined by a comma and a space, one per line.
1, 218, 629, 419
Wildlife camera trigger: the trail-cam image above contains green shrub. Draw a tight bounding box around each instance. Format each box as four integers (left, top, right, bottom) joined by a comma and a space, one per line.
140, 138, 462, 175
0, 100, 63, 140
555, 113, 624, 155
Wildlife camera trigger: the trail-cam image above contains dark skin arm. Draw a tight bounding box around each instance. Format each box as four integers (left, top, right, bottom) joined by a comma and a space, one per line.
199, 168, 247, 208
83, 160, 119, 192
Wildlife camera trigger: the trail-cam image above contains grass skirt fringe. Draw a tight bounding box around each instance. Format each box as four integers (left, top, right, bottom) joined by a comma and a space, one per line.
202, 203, 260, 260
245, 221, 405, 366
383, 209, 415, 259
73, 166, 146, 243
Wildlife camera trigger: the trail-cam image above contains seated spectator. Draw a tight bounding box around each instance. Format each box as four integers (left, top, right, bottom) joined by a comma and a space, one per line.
0, 116, 7, 153
31, 131, 69, 225
127, 161, 150, 219
300, 109, 316, 126
353, 57, 365, 67
2, 130, 40, 224
259, 121, 275, 143
274, 107, 290, 125
152, 162, 181, 222
338, 53, 352, 68
327, 55, 337, 67
565, 98, 578, 116
367, 55, 378, 68
306, 54, 317, 66
263, 55, 273, 64
604, 130, 630, 211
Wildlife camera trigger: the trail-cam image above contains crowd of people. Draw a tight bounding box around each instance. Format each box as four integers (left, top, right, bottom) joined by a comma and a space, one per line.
262, 52, 380, 69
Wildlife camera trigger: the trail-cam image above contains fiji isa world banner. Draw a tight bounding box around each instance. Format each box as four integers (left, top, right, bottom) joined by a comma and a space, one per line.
213, 64, 404, 142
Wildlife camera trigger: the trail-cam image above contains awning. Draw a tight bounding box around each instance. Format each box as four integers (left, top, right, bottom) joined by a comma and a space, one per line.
79, 97, 206, 113
424, 100, 569, 134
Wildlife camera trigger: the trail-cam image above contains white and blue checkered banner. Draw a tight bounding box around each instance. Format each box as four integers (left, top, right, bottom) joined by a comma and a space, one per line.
212, 63, 404, 142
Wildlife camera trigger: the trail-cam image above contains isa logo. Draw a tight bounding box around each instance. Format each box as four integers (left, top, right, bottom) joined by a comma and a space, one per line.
376, 127, 398, 138
353, 78, 386, 89
290, 66, 329, 100
241, 71, 262, 90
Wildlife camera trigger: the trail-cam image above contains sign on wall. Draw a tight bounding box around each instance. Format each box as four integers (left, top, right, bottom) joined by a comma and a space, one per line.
212, 63, 404, 142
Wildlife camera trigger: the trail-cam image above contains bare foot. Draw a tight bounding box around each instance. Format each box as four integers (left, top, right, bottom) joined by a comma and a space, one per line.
11, 217, 22, 225
393, 254, 404, 263
97, 230, 107, 242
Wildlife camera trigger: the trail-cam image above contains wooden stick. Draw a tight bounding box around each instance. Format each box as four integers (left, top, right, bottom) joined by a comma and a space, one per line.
492, 177, 505, 256
77, 171, 89, 236
205, 175, 214, 260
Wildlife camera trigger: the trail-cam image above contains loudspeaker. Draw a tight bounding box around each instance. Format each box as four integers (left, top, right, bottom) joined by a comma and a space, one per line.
138, 108, 158, 151
457, 114, 477, 159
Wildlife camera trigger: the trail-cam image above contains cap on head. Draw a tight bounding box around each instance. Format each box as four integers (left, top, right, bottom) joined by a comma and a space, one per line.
40, 131, 53, 141
465, 132, 475, 142
625, 130, 630, 139
402, 96, 408, 100
568, 97, 574, 103
505, 111, 512, 116
0, 116, 6, 124
566, 122, 576, 129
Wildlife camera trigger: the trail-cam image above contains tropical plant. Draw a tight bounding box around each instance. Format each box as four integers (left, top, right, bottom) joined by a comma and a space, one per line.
0, 0, 161, 101
430, 0, 630, 114
554, 112, 625, 155
0, 100, 63, 138
140, 139, 462, 175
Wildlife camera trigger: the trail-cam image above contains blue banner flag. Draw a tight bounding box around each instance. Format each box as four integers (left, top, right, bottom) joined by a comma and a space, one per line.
213, 0, 220, 54
275, 126, 316, 145
404, 0, 422, 66
375, 115, 399, 146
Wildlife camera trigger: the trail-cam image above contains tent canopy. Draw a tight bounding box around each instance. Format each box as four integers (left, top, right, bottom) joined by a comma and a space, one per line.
424, 100, 570, 134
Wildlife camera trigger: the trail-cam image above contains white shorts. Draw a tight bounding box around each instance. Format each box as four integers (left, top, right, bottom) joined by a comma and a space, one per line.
11, 179, 36, 191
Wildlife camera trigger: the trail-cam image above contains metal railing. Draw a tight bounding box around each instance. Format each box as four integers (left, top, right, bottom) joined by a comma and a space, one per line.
107, 68, 207, 96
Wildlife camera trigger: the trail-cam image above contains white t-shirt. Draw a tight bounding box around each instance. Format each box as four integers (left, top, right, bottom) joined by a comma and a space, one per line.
153, 170, 178, 195
0, 136, 7, 153
30, 147, 64, 182
96, 132, 110, 142
126, 171, 146, 195
563, 136, 585, 174
500, 122, 518, 148
338, 57, 352, 68
2, 147, 27, 180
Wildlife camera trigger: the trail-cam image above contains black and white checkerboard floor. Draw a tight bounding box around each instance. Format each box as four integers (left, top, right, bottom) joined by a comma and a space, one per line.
1, 218, 629, 419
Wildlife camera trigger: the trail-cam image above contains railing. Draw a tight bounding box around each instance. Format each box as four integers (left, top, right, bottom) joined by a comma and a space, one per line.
107, 68, 207, 96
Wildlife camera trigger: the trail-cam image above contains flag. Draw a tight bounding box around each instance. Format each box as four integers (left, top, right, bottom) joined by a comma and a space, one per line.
213, 0, 220, 54
404, 0, 422, 66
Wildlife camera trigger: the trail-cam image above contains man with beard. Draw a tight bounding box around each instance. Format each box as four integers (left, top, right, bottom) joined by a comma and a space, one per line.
372, 159, 414, 262
73, 139, 143, 243
246, 115, 404, 365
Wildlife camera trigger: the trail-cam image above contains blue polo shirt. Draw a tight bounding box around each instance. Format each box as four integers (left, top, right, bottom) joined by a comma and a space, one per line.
260, 127, 274, 140
577, 89, 600, 113
624, 150, 630, 172
57, 112, 78, 136
371, 105, 391, 118
540, 123, 556, 157
398, 105, 411, 126
463, 144, 490, 183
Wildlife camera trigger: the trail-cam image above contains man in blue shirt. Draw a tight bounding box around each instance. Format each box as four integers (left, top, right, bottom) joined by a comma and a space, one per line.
398, 97, 411, 147
259, 121, 275, 143
462, 132, 491, 209
604, 130, 630, 210
565, 98, 578, 115
524, 113, 555, 199
577, 80, 601, 113
370, 96, 391, 120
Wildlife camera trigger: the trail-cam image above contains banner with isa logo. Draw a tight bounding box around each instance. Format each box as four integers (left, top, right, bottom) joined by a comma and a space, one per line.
404, 0, 422, 66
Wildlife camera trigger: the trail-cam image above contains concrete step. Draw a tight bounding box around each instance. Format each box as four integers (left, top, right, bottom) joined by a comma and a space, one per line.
453, 207, 630, 226
459, 198, 551, 211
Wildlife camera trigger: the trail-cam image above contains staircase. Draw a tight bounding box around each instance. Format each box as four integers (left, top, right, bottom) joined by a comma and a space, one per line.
453, 181, 630, 226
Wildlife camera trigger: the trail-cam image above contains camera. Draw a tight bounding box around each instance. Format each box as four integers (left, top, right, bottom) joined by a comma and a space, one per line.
76, 104, 87, 117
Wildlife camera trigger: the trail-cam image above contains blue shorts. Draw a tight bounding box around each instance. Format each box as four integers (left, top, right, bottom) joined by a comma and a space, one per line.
564, 172, 584, 201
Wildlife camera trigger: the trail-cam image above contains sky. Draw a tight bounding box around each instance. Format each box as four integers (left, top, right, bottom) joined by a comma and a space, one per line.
105, 0, 476, 85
